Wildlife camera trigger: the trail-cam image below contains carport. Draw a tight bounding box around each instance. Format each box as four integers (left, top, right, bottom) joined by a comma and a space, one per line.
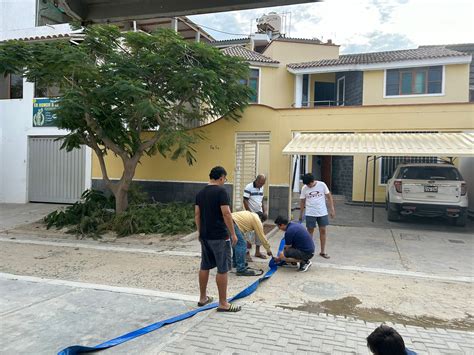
282, 132, 474, 222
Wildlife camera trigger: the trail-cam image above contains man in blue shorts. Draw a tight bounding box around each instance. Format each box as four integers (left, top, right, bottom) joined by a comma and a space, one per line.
274, 216, 315, 272
195, 166, 240, 312
299, 173, 335, 259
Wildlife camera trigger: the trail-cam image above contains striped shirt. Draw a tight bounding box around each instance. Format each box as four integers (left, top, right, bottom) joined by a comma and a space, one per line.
232, 211, 270, 252
243, 181, 264, 213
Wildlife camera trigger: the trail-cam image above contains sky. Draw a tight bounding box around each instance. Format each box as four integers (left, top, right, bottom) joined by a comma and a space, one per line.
189, 0, 474, 54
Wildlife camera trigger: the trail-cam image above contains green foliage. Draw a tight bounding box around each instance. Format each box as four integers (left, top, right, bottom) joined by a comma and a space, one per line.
111, 203, 196, 237
44, 189, 195, 238
0, 25, 252, 163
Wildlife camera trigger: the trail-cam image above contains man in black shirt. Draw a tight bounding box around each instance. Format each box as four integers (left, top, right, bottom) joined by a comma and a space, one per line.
195, 166, 240, 312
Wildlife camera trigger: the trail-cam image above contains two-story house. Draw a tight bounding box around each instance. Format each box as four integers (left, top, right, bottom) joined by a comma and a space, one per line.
91, 36, 473, 219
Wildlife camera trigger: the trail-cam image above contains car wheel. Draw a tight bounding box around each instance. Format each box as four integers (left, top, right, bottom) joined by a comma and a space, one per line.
387, 203, 401, 222
453, 214, 467, 227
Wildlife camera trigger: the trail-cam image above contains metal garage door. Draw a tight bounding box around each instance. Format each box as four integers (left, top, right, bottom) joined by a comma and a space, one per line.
28, 137, 86, 203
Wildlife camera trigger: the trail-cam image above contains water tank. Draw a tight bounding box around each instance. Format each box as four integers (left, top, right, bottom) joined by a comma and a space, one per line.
257, 12, 282, 34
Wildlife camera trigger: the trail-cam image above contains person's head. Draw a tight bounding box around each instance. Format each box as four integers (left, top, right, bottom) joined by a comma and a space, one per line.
256, 211, 267, 223
274, 216, 289, 231
209, 166, 227, 185
254, 174, 266, 188
367, 325, 406, 355
302, 173, 315, 186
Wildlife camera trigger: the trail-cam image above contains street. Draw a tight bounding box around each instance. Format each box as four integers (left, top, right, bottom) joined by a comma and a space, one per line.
0, 203, 473, 354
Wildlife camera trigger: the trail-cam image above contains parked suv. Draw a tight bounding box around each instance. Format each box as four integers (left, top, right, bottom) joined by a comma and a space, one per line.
386, 163, 468, 226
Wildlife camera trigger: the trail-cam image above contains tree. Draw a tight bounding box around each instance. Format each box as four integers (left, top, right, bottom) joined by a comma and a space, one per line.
0, 25, 252, 213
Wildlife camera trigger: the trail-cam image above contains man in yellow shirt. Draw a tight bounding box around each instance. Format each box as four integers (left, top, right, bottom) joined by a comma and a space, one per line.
231, 210, 273, 276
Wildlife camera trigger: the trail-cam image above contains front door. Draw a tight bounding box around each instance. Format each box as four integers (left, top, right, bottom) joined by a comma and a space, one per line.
321, 156, 332, 189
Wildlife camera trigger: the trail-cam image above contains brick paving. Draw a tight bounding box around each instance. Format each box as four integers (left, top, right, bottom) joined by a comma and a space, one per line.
160, 303, 474, 355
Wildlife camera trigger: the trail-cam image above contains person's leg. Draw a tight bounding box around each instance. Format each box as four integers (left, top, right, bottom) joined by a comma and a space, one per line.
319, 225, 327, 254
317, 215, 330, 258
216, 271, 230, 309
305, 216, 317, 237
233, 225, 247, 272
254, 234, 266, 258
198, 269, 210, 304
214, 239, 240, 311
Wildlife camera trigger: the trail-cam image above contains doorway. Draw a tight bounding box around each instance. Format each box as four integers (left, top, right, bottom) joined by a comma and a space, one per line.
314, 82, 335, 107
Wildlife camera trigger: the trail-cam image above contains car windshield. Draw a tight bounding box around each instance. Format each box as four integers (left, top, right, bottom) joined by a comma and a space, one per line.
397, 166, 462, 180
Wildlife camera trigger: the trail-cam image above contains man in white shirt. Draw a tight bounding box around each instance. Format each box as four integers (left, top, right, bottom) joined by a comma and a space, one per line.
299, 173, 335, 259
243, 174, 267, 259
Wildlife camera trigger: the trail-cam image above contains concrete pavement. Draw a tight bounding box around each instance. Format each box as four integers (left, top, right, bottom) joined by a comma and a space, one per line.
1, 275, 473, 354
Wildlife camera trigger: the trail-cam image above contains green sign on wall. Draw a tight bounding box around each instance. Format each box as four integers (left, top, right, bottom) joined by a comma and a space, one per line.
33, 98, 59, 127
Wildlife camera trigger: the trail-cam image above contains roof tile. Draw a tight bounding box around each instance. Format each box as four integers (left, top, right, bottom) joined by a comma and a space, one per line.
222, 45, 279, 64
288, 47, 469, 70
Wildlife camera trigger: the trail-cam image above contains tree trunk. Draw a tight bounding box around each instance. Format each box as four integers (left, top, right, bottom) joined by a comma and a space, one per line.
114, 184, 129, 214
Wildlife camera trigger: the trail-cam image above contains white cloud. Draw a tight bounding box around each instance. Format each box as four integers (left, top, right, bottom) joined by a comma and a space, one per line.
189, 0, 474, 52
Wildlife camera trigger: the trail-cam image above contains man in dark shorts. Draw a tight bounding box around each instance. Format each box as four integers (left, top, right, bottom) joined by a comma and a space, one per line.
274, 216, 315, 272
195, 166, 241, 312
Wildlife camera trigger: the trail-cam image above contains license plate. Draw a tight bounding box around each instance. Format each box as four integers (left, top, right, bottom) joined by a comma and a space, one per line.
424, 185, 438, 193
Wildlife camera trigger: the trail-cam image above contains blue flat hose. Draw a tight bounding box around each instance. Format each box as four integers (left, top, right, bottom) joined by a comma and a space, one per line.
58, 238, 286, 355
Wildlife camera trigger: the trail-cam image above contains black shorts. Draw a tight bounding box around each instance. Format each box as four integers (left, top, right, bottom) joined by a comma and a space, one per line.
200, 239, 232, 273
284, 247, 314, 262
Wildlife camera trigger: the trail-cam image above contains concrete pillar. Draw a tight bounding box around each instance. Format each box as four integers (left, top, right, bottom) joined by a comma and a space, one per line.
294, 74, 303, 108
171, 17, 178, 32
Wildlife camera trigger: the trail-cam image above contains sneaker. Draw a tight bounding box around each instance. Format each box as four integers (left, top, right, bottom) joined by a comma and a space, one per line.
298, 260, 312, 272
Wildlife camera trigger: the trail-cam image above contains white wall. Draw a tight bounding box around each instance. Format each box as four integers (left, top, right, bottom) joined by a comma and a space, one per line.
0, 0, 91, 203
0, 0, 36, 32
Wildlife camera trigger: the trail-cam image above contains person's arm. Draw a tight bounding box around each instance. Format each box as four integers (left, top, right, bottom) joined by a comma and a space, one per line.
252, 216, 272, 256
243, 198, 251, 211
194, 205, 201, 242
221, 205, 237, 246
299, 198, 305, 221
326, 192, 336, 218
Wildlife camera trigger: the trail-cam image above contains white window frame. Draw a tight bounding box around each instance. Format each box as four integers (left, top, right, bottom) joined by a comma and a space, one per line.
248, 66, 261, 104
383, 66, 446, 98
336, 76, 345, 106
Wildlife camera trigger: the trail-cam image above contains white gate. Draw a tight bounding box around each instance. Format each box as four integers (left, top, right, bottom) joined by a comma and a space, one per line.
28, 137, 86, 203
234, 132, 270, 211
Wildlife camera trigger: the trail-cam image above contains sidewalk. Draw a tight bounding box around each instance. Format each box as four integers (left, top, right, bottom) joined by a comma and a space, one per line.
1, 276, 472, 354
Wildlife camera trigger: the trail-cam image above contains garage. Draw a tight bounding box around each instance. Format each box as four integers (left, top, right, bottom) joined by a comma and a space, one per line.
283, 132, 474, 223
28, 136, 88, 203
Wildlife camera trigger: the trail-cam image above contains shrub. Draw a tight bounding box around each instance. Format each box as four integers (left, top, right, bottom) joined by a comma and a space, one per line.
44, 189, 195, 238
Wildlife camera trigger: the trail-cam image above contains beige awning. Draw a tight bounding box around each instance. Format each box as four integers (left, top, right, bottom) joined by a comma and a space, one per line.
282, 132, 474, 157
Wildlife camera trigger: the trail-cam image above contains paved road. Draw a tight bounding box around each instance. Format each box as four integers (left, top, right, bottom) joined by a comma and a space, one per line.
1, 276, 473, 354
1, 203, 473, 354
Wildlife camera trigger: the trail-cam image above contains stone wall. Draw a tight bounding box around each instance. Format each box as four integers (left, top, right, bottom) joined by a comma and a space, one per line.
331, 156, 353, 201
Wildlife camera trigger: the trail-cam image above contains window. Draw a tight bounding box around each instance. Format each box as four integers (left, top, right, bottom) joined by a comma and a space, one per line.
380, 156, 438, 184
386, 66, 442, 96
302, 74, 309, 107
0, 74, 23, 100
336, 76, 345, 106
299, 155, 307, 179
35, 83, 61, 98
240, 68, 259, 103
397, 166, 461, 181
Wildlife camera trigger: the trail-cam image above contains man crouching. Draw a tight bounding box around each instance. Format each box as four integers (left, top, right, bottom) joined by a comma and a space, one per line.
274, 216, 315, 272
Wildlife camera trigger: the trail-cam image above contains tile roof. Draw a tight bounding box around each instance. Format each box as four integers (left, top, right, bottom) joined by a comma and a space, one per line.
288, 47, 470, 70
222, 45, 279, 64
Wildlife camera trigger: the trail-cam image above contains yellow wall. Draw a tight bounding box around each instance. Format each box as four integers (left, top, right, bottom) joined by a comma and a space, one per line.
255, 41, 340, 108
93, 103, 474, 202
262, 41, 339, 65
363, 64, 470, 105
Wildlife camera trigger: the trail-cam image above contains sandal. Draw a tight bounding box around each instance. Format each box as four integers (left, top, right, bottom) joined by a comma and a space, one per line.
217, 304, 241, 312
319, 253, 330, 259
254, 254, 267, 259
197, 296, 214, 307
